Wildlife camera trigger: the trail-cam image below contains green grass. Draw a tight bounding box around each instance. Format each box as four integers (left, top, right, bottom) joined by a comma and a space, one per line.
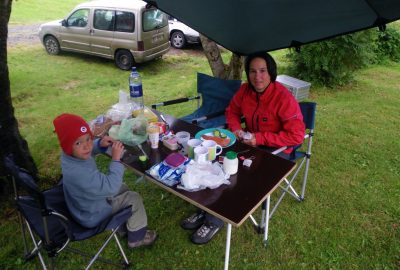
3, 1, 400, 269
2, 43, 399, 270
9, 0, 84, 24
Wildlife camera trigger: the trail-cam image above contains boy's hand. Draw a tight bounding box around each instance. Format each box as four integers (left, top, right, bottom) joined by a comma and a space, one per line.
100, 135, 115, 148
111, 141, 125, 161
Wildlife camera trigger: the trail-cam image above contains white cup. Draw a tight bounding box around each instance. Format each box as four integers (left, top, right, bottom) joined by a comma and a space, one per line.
194, 146, 208, 164
187, 138, 202, 159
202, 140, 223, 161
147, 124, 160, 149
176, 131, 190, 148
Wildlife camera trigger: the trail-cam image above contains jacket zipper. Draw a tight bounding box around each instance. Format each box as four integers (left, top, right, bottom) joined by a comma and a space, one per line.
251, 93, 260, 132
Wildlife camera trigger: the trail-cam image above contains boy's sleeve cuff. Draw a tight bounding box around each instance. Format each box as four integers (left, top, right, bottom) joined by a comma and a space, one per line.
96, 139, 108, 153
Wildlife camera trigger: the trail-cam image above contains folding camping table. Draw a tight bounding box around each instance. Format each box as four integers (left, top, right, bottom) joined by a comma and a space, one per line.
119, 113, 296, 270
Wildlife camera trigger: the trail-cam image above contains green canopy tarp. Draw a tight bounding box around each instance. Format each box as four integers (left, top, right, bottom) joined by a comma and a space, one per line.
145, 0, 400, 55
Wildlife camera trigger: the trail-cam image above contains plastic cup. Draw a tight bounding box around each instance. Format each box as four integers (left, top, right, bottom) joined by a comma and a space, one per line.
147, 124, 160, 149
176, 131, 190, 148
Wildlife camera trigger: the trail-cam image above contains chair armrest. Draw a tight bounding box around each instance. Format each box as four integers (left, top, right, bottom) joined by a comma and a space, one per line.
191, 110, 225, 124
271, 146, 288, 155
151, 95, 200, 109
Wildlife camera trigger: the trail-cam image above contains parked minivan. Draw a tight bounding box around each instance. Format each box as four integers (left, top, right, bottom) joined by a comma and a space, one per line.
38, 0, 170, 70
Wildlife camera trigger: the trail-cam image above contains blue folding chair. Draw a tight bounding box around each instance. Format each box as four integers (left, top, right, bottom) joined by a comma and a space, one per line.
4, 155, 132, 270
152, 72, 242, 128
249, 102, 317, 245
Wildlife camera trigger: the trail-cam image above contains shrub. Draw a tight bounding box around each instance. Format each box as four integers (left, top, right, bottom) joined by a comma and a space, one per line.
374, 27, 400, 62
286, 30, 376, 87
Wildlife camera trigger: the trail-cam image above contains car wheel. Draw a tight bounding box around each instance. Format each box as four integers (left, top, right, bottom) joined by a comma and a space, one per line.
171, 31, 186, 49
115, 50, 134, 70
44, 36, 60, 55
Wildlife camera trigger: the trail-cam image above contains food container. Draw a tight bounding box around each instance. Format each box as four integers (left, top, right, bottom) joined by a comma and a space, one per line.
223, 151, 238, 175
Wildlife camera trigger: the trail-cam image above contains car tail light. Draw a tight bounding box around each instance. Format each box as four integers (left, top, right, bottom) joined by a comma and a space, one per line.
138, 41, 144, 51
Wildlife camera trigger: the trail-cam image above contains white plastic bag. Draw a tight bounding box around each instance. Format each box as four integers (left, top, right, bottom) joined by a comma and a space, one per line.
178, 161, 230, 192
105, 90, 134, 121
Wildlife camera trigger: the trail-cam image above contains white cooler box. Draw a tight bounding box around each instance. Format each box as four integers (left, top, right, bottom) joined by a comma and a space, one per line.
276, 75, 311, 101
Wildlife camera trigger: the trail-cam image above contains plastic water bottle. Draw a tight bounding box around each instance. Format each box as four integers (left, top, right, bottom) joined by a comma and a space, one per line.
129, 67, 144, 111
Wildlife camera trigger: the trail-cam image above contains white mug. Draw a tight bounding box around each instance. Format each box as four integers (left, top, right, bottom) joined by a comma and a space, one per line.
194, 146, 208, 164
187, 138, 202, 159
202, 140, 223, 161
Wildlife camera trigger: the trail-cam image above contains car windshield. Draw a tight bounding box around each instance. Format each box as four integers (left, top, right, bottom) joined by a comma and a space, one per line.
142, 9, 167, 32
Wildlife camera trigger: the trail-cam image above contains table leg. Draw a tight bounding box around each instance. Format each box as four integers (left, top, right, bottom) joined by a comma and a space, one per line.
224, 223, 232, 270
263, 195, 270, 246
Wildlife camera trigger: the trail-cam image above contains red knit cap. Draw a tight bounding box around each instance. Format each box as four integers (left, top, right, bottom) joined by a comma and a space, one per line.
53, 113, 93, 155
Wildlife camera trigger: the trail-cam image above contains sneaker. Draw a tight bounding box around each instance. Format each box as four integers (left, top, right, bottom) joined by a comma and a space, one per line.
190, 222, 222, 244
180, 211, 206, 230
128, 230, 157, 248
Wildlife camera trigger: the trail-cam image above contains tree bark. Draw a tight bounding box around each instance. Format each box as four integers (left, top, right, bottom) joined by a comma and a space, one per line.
200, 34, 244, 80
0, 0, 38, 180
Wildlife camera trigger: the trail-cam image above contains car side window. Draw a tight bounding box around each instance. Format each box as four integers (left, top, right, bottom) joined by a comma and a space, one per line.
115, 11, 135, 33
94, 9, 115, 31
67, 9, 89, 28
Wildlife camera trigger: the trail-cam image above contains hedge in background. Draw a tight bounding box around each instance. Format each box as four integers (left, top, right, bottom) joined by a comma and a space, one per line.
286, 26, 400, 87
375, 27, 400, 62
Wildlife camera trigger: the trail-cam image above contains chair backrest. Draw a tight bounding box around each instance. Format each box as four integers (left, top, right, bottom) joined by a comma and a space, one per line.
299, 102, 316, 130
180, 73, 241, 128
288, 102, 316, 160
197, 72, 242, 115
4, 155, 45, 205
4, 155, 69, 248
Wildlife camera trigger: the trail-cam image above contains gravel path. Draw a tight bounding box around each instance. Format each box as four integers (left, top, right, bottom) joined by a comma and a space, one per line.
7, 24, 42, 47
7, 23, 203, 56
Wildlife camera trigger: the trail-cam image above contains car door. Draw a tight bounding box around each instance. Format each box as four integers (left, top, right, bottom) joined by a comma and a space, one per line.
90, 9, 115, 57
140, 8, 169, 50
59, 8, 91, 52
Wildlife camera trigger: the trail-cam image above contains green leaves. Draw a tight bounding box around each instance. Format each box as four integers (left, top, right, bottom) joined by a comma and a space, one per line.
286, 25, 400, 87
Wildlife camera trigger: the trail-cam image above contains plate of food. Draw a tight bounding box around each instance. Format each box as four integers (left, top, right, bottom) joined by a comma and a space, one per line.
195, 128, 236, 148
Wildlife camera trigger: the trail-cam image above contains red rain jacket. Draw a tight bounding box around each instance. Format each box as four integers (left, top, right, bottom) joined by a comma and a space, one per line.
225, 82, 305, 153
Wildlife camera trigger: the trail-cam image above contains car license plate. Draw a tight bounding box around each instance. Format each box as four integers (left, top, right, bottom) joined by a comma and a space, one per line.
152, 33, 163, 43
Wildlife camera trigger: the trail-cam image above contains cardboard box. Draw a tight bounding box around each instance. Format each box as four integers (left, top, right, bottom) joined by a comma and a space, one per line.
276, 75, 311, 101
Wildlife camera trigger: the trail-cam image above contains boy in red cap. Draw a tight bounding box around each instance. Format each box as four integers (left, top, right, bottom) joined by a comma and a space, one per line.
53, 113, 157, 248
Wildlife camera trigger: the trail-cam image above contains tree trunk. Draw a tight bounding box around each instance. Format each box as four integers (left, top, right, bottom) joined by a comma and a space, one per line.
0, 0, 38, 181
200, 34, 244, 80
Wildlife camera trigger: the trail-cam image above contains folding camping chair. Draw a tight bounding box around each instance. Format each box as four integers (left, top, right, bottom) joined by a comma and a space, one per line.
151, 72, 242, 128
4, 155, 132, 270
249, 102, 317, 245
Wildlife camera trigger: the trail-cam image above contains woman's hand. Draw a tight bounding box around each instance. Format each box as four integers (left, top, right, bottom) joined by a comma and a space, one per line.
111, 141, 125, 161
99, 135, 115, 148
233, 130, 245, 140
243, 133, 256, 146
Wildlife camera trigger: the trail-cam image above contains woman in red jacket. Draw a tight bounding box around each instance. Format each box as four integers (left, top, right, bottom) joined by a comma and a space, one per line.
225, 51, 305, 157
181, 52, 305, 246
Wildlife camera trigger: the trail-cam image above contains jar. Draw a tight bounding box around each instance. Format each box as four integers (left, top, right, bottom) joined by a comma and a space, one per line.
223, 151, 238, 175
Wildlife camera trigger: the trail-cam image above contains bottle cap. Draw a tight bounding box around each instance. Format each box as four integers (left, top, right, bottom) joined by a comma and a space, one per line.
225, 151, 237, 160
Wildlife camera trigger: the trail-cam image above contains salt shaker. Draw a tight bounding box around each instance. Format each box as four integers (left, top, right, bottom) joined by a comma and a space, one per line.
223, 151, 238, 175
